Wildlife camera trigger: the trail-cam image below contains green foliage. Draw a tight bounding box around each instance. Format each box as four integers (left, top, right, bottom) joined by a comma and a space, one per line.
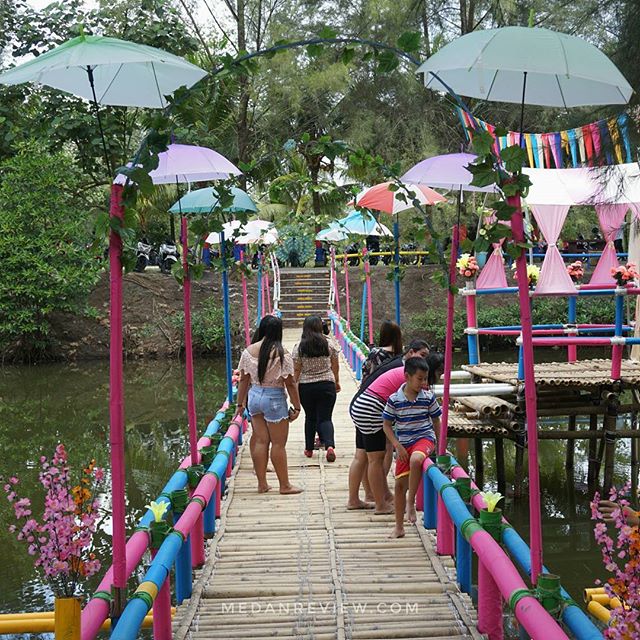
408, 297, 617, 350
170, 298, 225, 354
0, 142, 100, 360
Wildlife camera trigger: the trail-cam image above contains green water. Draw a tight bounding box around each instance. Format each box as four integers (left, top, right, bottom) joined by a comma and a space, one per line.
0, 352, 634, 624
0, 359, 227, 616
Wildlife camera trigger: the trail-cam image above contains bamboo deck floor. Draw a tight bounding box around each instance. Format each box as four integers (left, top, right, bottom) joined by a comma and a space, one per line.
173, 329, 480, 640
463, 358, 640, 388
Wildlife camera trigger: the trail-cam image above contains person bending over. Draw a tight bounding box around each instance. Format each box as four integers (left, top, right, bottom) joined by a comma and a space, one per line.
382, 357, 441, 538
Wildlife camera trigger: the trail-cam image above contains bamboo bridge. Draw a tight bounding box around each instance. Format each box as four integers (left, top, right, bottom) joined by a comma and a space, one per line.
171, 329, 480, 640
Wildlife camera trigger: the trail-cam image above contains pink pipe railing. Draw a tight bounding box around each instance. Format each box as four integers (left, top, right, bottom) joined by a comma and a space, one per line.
331, 248, 341, 317
181, 216, 198, 465
509, 193, 543, 584
108, 184, 127, 602
265, 269, 272, 314
81, 400, 230, 639
531, 337, 612, 346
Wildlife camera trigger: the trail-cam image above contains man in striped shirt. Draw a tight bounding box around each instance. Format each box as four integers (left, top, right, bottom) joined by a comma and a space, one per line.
382, 357, 441, 538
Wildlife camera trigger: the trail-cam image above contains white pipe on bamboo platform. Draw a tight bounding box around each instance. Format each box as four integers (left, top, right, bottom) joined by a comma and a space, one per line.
441, 370, 472, 380
432, 383, 515, 397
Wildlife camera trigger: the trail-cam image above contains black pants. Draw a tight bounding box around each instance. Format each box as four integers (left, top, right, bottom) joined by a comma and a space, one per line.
299, 381, 337, 450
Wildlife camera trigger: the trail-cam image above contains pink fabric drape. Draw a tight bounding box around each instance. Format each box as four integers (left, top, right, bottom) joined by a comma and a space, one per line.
530, 204, 575, 295
590, 203, 630, 285
477, 214, 509, 290
476, 248, 508, 289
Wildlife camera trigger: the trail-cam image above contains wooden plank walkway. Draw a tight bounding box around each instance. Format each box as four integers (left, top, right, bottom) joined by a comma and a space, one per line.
174, 329, 480, 639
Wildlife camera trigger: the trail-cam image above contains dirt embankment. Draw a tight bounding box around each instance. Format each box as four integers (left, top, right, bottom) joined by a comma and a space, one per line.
49, 270, 256, 360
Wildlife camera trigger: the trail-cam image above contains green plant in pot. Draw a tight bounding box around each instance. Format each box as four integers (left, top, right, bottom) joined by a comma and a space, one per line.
479, 491, 504, 541
146, 500, 171, 549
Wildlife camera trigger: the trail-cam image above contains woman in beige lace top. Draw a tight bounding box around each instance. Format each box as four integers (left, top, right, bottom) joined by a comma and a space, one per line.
236, 315, 302, 494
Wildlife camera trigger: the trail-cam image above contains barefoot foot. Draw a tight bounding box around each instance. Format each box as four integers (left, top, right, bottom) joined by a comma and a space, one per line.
374, 503, 394, 515
406, 503, 417, 524
389, 526, 405, 538
346, 500, 375, 510
257, 484, 272, 493
280, 485, 303, 495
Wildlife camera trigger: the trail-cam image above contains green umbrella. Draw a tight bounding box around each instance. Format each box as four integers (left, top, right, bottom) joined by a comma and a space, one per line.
169, 186, 257, 214
0, 34, 207, 108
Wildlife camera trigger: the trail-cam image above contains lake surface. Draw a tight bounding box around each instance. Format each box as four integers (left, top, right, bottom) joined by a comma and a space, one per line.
0, 350, 633, 627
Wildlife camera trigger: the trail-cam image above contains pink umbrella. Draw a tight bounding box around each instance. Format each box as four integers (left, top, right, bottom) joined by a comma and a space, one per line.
356, 182, 446, 324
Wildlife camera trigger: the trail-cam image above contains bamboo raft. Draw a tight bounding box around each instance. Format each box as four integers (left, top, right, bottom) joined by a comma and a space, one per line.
172, 330, 480, 640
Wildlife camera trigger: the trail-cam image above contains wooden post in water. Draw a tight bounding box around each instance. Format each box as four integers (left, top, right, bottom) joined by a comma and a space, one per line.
565, 415, 576, 473
587, 413, 599, 490
602, 392, 620, 494
474, 438, 484, 489
495, 438, 506, 495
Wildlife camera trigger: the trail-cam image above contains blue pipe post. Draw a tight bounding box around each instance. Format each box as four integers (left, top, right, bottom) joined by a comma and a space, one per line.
256, 256, 263, 324
393, 216, 401, 325
615, 292, 624, 336
220, 231, 234, 403
466, 333, 479, 365
360, 281, 367, 342
422, 469, 437, 529
517, 344, 524, 380
203, 491, 216, 536
456, 526, 472, 595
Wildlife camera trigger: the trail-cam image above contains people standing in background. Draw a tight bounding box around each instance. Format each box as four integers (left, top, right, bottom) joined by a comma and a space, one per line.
292, 316, 341, 462
361, 320, 403, 383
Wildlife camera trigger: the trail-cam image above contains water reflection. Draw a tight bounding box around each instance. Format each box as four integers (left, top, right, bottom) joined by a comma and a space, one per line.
0, 359, 227, 614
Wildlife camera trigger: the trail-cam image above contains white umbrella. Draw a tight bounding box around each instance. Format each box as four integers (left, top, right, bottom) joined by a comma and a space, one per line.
205, 220, 243, 245
417, 26, 632, 107
236, 230, 279, 245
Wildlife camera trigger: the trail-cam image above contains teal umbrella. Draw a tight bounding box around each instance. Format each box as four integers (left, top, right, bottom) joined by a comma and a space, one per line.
169, 186, 257, 214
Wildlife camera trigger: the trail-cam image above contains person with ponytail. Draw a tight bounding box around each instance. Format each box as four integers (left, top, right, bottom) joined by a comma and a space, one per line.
236, 315, 302, 494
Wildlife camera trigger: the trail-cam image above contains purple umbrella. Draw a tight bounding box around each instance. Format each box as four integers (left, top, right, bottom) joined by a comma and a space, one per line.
402, 152, 497, 192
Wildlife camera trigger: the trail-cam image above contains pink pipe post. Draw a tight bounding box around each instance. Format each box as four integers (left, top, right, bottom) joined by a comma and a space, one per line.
478, 560, 504, 640
190, 513, 205, 568
151, 549, 172, 640
108, 184, 127, 608
343, 255, 351, 328
438, 225, 459, 455
181, 217, 199, 465
265, 269, 272, 314
363, 247, 374, 345
81, 530, 149, 639
260, 254, 266, 319
509, 193, 543, 584
612, 344, 623, 379
240, 250, 250, 346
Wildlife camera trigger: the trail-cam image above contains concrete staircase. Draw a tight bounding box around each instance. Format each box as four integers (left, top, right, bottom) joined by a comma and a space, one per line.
278, 268, 330, 327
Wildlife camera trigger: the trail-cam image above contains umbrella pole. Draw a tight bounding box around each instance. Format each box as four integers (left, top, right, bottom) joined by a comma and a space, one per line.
363, 246, 374, 345
220, 231, 234, 403
394, 214, 401, 325
257, 255, 263, 324
240, 250, 251, 346
86, 66, 113, 176
515, 70, 543, 584
108, 183, 127, 618
181, 215, 198, 464
343, 255, 351, 329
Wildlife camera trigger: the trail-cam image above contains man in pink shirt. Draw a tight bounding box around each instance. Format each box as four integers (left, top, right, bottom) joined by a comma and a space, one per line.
347, 340, 429, 514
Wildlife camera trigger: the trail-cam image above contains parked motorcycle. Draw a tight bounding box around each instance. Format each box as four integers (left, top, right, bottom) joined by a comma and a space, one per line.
134, 240, 154, 273
158, 240, 179, 274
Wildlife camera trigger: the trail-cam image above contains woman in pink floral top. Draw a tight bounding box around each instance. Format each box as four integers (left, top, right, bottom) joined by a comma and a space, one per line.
236, 316, 302, 494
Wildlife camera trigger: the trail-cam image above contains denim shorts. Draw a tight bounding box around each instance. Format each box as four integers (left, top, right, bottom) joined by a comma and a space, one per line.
248, 386, 289, 423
